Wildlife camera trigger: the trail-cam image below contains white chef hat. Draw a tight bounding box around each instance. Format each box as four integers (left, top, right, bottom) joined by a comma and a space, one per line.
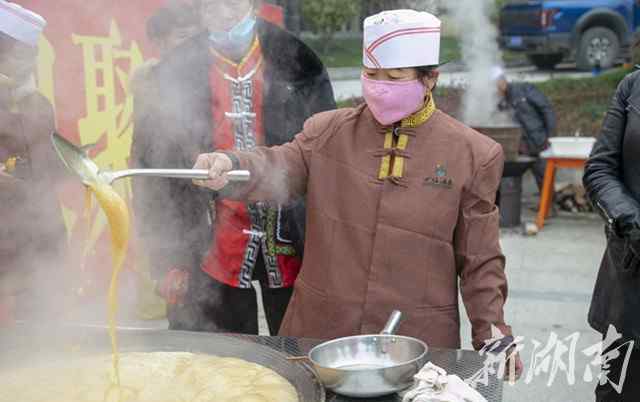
491, 66, 506, 81
0, 1, 46, 47
363, 9, 441, 69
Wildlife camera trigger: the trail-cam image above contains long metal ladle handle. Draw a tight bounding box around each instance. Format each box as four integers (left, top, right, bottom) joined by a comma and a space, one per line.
107, 169, 250, 183
380, 310, 402, 335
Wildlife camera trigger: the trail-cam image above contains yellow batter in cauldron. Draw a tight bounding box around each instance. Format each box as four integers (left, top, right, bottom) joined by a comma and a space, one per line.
0, 182, 298, 402
0, 352, 298, 402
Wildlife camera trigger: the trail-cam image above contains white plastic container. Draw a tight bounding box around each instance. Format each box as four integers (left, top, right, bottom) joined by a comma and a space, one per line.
548, 137, 596, 157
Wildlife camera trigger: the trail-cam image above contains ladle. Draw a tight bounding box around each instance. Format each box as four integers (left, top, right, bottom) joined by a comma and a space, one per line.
51, 132, 250, 185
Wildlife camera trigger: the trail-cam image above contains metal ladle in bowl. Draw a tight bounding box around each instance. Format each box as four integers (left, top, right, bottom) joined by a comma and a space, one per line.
288, 310, 429, 398
51, 132, 250, 185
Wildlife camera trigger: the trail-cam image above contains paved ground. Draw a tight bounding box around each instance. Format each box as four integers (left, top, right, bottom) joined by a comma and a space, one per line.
330, 64, 596, 101
496, 216, 605, 402
485, 172, 605, 402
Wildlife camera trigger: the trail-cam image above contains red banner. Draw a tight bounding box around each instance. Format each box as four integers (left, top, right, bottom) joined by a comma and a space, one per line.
14, 1, 283, 305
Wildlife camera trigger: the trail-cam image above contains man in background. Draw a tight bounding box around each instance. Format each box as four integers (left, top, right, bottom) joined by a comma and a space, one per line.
130, 1, 200, 320
130, 1, 199, 101
131, 0, 335, 333
0, 1, 67, 325
147, 1, 201, 58
493, 67, 556, 192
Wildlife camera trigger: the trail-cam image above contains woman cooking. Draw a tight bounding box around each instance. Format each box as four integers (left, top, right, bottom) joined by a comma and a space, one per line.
194, 9, 522, 375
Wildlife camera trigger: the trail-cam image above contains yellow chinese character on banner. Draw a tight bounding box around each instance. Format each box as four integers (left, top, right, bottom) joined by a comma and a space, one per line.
72, 20, 144, 251
73, 19, 143, 174
36, 36, 56, 112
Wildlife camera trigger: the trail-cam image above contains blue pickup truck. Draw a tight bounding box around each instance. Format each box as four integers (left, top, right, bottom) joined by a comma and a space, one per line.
500, 0, 640, 70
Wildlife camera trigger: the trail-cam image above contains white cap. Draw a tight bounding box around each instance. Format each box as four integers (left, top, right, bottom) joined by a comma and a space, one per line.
0, 1, 46, 47
363, 9, 441, 69
491, 66, 506, 81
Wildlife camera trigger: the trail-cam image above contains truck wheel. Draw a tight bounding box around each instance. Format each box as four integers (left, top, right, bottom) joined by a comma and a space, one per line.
527, 54, 564, 70
576, 27, 620, 71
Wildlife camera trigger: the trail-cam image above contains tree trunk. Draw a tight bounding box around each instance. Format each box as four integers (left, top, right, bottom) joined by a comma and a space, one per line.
321, 32, 333, 55
286, 0, 302, 35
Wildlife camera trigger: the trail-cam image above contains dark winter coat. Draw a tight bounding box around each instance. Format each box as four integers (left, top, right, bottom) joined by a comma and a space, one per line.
131, 20, 336, 281
502, 82, 556, 155
0, 90, 67, 297
584, 70, 640, 342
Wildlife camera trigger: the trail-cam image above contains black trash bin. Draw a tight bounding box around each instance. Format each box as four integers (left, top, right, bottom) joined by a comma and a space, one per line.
499, 177, 523, 227
498, 157, 536, 228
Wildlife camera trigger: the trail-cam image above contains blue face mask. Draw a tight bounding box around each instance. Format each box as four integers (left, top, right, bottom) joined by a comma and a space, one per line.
209, 11, 257, 51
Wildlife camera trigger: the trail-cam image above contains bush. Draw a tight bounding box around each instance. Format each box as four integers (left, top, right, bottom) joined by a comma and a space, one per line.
495, 0, 509, 9
302, 0, 360, 53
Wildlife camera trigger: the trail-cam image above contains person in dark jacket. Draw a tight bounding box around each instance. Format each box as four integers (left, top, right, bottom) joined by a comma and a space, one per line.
494, 67, 556, 190
130, 1, 199, 95
583, 70, 640, 402
129, 1, 201, 321
146, 1, 200, 58
0, 2, 67, 324
131, 0, 335, 333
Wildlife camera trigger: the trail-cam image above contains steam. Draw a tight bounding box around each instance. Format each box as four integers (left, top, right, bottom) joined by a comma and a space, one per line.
448, 0, 503, 125
128, 0, 299, 334
5, 0, 308, 334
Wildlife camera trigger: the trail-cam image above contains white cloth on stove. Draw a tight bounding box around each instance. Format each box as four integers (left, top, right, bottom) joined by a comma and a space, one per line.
402, 362, 487, 402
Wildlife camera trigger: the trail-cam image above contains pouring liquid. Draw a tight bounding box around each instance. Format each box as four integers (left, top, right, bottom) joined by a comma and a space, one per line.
85, 181, 130, 401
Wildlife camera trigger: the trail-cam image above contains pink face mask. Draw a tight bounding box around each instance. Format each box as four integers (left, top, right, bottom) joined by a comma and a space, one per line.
361, 74, 426, 126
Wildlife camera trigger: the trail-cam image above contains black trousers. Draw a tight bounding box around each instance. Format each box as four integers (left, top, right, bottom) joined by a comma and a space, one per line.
595, 339, 640, 401
169, 254, 293, 335
519, 141, 547, 193
530, 157, 547, 192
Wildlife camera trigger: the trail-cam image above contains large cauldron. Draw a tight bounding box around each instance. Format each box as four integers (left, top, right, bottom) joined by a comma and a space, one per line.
472, 124, 522, 162
0, 324, 325, 402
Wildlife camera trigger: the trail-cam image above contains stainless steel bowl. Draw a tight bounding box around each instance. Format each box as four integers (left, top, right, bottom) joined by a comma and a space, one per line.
309, 333, 428, 397
301, 311, 428, 398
